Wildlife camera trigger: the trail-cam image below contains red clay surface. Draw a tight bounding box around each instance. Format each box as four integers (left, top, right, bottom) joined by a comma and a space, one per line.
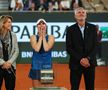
1, 64, 108, 90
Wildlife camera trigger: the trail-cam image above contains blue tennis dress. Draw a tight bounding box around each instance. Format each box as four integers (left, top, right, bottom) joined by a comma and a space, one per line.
29, 35, 52, 80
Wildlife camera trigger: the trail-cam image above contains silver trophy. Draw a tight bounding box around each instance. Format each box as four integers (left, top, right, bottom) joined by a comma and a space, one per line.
40, 69, 54, 84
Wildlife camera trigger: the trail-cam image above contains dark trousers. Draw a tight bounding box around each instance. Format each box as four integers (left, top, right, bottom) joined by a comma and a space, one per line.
97, 43, 102, 59
70, 67, 95, 90
0, 67, 16, 90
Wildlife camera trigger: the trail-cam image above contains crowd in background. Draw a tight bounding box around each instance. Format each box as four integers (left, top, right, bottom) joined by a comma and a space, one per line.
8, 0, 88, 12
0, 0, 106, 12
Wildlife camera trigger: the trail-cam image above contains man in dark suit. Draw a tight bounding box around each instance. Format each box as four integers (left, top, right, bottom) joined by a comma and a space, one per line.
66, 7, 97, 90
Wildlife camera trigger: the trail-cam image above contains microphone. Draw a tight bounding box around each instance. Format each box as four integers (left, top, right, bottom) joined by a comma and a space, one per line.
7, 69, 11, 74
7, 68, 12, 74
7, 67, 16, 77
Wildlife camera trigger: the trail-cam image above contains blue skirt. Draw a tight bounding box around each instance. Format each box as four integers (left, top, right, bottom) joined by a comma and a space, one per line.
29, 69, 40, 80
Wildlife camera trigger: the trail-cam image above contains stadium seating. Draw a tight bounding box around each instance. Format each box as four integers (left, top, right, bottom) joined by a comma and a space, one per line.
0, 0, 107, 12
101, 0, 108, 10
81, 0, 107, 12
0, 0, 9, 11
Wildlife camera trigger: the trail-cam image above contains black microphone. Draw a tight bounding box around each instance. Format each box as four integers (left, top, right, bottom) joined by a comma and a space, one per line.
7, 68, 11, 74
7, 67, 16, 77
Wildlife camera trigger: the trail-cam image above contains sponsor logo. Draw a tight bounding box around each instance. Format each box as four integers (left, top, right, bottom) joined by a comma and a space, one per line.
21, 51, 67, 58
12, 22, 108, 42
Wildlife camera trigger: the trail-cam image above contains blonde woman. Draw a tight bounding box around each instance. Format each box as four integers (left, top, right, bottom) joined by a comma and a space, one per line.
29, 19, 55, 88
0, 15, 19, 90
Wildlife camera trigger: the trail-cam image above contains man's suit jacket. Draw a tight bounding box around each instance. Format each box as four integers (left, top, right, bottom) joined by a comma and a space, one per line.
66, 22, 97, 70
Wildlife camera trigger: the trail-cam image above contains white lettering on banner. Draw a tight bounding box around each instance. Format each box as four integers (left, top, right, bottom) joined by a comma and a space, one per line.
21, 51, 67, 58
52, 51, 67, 57
22, 51, 33, 58
12, 22, 108, 42
12, 22, 71, 42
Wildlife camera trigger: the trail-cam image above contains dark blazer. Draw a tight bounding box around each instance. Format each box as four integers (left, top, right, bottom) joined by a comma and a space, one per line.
66, 22, 97, 70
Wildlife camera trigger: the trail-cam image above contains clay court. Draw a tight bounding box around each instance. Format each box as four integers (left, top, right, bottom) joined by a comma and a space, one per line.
1, 64, 108, 90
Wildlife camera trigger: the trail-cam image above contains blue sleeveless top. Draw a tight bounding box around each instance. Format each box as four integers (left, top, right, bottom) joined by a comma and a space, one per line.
31, 35, 52, 70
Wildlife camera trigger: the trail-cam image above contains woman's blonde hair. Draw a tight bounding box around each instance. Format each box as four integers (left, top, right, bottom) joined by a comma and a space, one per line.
0, 15, 13, 34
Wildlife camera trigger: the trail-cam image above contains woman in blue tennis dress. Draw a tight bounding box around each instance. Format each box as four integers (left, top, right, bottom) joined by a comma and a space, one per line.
29, 19, 55, 88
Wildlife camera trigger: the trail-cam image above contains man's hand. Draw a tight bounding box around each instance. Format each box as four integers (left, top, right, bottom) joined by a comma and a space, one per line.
80, 58, 90, 68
